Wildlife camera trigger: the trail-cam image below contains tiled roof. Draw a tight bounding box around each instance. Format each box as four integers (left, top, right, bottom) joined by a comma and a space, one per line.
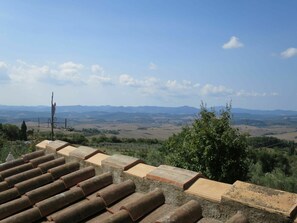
0, 140, 296, 223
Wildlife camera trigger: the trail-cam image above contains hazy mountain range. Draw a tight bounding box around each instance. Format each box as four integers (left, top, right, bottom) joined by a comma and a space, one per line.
1, 105, 297, 127
1, 105, 297, 116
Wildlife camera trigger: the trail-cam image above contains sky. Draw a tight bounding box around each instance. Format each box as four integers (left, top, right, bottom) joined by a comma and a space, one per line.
0, 1, 296, 110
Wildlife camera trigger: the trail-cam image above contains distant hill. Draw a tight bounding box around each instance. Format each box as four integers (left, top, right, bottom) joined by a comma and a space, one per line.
1, 105, 297, 127
1, 105, 297, 116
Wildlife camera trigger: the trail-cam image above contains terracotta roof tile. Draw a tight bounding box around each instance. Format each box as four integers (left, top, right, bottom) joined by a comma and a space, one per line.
0, 181, 9, 192
121, 188, 165, 221
0, 207, 42, 223
38, 157, 65, 173
48, 198, 106, 223
139, 204, 175, 223
198, 218, 222, 223
98, 179, 136, 206
14, 173, 53, 195
225, 211, 248, 223
1, 140, 296, 223
100, 210, 133, 223
69, 146, 100, 160
0, 196, 31, 220
84, 211, 112, 223
22, 150, 45, 162
0, 158, 25, 172
5, 168, 42, 187
29, 154, 55, 168
35, 187, 85, 216
156, 200, 202, 223
25, 180, 66, 204
0, 163, 33, 180
47, 161, 79, 179
101, 154, 143, 170
147, 165, 202, 190
46, 140, 69, 151
107, 192, 143, 214
78, 173, 113, 196
0, 187, 20, 204
60, 166, 95, 188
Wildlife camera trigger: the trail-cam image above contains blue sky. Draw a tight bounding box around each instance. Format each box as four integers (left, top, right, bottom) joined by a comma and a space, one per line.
0, 1, 296, 110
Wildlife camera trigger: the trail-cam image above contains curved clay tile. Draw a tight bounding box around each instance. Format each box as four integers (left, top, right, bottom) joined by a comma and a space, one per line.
25, 179, 66, 204
0, 158, 25, 172
0, 207, 42, 223
98, 179, 136, 206
14, 173, 53, 194
77, 172, 113, 196
22, 150, 45, 162
156, 200, 202, 223
49, 197, 106, 223
35, 187, 85, 216
0, 187, 20, 204
29, 154, 55, 168
121, 188, 165, 221
101, 210, 133, 223
38, 157, 65, 173
0, 163, 33, 180
60, 166, 95, 188
47, 162, 79, 179
0, 196, 31, 220
5, 168, 42, 187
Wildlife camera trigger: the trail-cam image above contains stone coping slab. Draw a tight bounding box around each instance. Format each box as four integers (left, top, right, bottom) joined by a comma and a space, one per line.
222, 181, 297, 218
46, 140, 69, 151
86, 153, 111, 166
69, 146, 100, 160
101, 154, 143, 171
186, 178, 231, 203
146, 165, 203, 190
57, 146, 77, 156
125, 163, 157, 178
36, 140, 51, 150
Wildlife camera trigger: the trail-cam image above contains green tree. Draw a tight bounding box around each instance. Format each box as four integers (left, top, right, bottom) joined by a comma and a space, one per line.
20, 121, 27, 141
2, 124, 20, 141
161, 104, 249, 183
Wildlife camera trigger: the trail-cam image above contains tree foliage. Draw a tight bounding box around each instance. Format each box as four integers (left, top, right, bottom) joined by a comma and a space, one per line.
161, 104, 249, 183
20, 121, 27, 141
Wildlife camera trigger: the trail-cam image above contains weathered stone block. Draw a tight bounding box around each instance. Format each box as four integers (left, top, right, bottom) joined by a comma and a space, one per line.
146, 165, 203, 190
86, 153, 110, 167
222, 181, 297, 218
69, 146, 100, 160
36, 140, 51, 150
186, 178, 231, 202
46, 140, 69, 152
125, 163, 156, 178
57, 146, 77, 156
101, 154, 143, 171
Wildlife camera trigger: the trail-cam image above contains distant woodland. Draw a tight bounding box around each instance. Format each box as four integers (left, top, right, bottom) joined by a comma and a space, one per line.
0, 106, 297, 193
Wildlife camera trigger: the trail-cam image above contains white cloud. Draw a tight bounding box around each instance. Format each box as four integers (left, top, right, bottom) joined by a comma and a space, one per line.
0, 61, 7, 69
281, 47, 297, 58
200, 84, 234, 96
222, 36, 244, 49
0, 61, 9, 81
149, 62, 157, 70
236, 90, 279, 97
85, 74, 112, 85
9, 60, 50, 83
91, 64, 104, 74
119, 74, 138, 87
